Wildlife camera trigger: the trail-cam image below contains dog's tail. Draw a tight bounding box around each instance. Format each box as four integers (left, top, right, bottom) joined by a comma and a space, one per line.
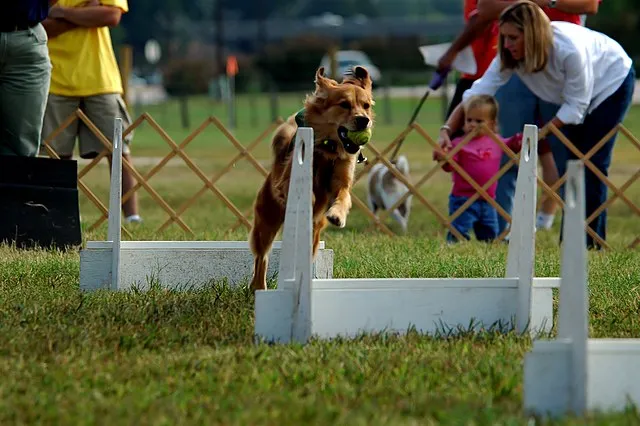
272, 116, 298, 163
394, 155, 410, 177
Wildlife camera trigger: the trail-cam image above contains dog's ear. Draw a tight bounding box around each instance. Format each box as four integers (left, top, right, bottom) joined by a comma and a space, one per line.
314, 67, 336, 99
342, 66, 372, 91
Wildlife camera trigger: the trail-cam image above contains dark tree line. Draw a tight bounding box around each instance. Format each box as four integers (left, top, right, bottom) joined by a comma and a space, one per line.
118, 0, 463, 49
118, 0, 638, 57
116, 0, 639, 94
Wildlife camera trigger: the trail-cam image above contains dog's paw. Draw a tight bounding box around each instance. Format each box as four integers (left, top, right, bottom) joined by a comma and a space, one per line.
326, 207, 346, 228
327, 214, 345, 228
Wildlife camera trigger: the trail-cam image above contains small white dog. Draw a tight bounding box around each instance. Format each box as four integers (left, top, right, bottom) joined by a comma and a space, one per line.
366, 155, 412, 233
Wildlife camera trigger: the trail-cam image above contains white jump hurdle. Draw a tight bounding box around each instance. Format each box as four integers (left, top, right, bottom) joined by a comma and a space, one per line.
255, 125, 560, 344
524, 160, 640, 417
79, 119, 333, 292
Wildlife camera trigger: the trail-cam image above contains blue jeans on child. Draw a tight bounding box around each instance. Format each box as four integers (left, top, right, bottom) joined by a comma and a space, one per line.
447, 195, 499, 242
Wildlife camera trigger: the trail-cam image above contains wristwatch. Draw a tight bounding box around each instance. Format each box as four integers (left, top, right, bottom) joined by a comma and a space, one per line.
548, 0, 557, 8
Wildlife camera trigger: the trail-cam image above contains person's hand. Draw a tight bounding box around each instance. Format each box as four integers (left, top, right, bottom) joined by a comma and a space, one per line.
433, 146, 448, 162
433, 127, 453, 161
436, 50, 456, 75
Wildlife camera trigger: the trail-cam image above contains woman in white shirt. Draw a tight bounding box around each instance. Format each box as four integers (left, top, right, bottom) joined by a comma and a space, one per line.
437, 0, 635, 249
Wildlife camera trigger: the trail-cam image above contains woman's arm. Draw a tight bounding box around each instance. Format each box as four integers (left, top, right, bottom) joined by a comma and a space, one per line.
443, 104, 466, 140
436, 57, 511, 153
549, 117, 565, 130
555, 50, 593, 126
435, 102, 466, 159
540, 47, 593, 139
540, 116, 566, 139
444, 57, 511, 136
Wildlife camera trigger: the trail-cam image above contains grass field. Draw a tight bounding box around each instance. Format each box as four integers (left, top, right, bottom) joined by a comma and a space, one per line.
1, 92, 640, 424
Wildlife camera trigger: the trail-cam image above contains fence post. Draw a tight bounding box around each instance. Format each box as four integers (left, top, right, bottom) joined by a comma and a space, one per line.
119, 45, 133, 107
383, 77, 392, 125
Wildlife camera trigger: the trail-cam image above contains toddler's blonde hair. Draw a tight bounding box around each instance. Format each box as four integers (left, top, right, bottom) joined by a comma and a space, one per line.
463, 94, 499, 121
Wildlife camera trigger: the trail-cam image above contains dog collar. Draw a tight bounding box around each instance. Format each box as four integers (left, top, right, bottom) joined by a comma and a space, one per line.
319, 138, 337, 153
293, 108, 366, 163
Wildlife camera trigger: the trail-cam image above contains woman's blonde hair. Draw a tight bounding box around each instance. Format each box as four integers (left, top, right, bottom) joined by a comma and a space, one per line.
498, 1, 553, 73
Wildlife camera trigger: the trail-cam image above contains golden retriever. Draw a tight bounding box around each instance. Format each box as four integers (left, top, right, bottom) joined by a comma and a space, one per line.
248, 66, 375, 291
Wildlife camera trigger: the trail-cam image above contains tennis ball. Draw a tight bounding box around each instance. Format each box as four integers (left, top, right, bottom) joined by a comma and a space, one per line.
346, 128, 372, 146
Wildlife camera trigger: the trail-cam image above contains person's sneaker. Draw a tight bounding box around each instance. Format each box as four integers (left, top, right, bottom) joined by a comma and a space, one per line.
536, 212, 555, 230
124, 214, 143, 224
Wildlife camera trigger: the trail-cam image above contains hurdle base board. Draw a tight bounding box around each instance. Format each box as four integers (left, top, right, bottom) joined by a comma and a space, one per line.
524, 339, 640, 416
255, 277, 557, 343
79, 240, 333, 291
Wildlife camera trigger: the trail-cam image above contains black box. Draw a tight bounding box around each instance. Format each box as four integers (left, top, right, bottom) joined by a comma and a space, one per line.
0, 155, 82, 250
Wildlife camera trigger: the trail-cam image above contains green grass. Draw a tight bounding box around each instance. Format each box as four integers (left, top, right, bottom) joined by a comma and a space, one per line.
1, 92, 640, 424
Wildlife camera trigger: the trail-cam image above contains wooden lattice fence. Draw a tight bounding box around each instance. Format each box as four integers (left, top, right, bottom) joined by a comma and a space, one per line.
41, 110, 639, 249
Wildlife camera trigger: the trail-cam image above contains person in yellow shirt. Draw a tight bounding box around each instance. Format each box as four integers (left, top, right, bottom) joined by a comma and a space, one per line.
41, 0, 141, 223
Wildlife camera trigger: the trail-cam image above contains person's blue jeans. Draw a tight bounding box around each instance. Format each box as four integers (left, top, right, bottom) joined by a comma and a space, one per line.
447, 195, 499, 242
554, 67, 636, 249
495, 68, 636, 248
494, 75, 561, 234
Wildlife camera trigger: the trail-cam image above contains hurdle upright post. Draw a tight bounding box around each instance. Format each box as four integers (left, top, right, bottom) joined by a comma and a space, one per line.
505, 124, 539, 334
107, 118, 123, 291
558, 160, 589, 415
276, 127, 314, 344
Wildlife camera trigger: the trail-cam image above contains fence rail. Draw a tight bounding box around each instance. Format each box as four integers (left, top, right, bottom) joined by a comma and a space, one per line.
41, 109, 639, 249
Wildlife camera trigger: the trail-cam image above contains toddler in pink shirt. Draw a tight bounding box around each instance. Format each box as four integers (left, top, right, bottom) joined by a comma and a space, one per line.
434, 95, 522, 242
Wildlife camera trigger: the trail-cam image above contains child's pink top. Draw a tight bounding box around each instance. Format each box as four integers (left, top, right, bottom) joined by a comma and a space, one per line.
445, 133, 521, 198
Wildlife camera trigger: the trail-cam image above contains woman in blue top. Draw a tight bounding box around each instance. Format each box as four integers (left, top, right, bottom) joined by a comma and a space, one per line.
438, 0, 635, 249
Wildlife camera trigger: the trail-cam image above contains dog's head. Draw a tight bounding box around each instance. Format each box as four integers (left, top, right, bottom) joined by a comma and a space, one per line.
303, 66, 375, 159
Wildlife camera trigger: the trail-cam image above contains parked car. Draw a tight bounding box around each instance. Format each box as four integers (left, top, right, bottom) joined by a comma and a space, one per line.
319, 50, 382, 85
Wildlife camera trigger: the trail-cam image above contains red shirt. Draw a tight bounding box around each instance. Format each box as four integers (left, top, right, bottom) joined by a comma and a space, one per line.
462, 0, 585, 80
464, 0, 500, 80
544, 8, 582, 24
